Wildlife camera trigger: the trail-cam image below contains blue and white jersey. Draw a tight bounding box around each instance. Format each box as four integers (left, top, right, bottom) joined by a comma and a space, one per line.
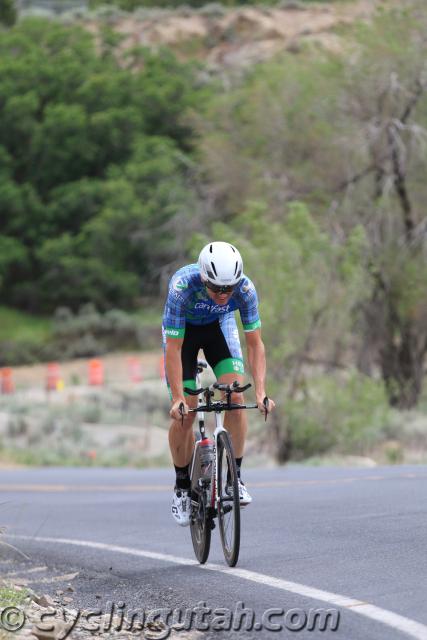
162, 264, 261, 339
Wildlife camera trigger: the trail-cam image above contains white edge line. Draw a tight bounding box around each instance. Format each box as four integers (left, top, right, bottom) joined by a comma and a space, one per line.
8, 534, 427, 640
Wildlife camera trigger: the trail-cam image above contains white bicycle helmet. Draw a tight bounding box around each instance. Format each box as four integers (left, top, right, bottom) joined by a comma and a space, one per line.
198, 241, 243, 286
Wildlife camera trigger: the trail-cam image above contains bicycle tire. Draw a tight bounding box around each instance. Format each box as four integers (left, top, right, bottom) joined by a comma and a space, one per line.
190, 490, 211, 563
190, 445, 212, 564
217, 430, 240, 566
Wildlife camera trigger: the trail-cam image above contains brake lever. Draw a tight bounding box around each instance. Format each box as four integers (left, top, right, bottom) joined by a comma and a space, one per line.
263, 396, 269, 422
179, 401, 185, 426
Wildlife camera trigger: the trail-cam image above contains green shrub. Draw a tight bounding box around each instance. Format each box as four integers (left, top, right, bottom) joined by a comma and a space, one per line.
0, 302, 162, 365
287, 372, 390, 460
81, 398, 102, 423
383, 440, 404, 464
52, 303, 145, 355
0, 587, 28, 607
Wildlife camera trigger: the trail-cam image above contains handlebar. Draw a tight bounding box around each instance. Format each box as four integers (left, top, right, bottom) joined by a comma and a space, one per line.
184, 381, 252, 396
179, 381, 270, 419
188, 402, 258, 413
184, 387, 207, 396
214, 381, 252, 393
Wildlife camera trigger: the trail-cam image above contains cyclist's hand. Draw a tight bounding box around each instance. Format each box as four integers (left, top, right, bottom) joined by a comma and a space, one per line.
170, 399, 189, 421
256, 396, 275, 418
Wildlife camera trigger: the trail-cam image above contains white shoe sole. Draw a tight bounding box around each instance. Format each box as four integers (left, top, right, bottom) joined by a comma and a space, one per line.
174, 519, 190, 527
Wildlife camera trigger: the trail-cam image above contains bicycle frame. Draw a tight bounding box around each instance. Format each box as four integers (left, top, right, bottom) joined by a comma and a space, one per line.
189, 367, 260, 514
184, 363, 269, 566
190, 368, 225, 512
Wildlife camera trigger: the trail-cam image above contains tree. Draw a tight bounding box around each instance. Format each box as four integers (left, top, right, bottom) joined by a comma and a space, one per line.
34, 136, 198, 310
0, 0, 16, 26
0, 19, 209, 311
202, 201, 367, 462
335, 3, 427, 408
194, 0, 427, 408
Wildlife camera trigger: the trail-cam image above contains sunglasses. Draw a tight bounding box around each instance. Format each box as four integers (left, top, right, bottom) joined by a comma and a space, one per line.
205, 281, 235, 294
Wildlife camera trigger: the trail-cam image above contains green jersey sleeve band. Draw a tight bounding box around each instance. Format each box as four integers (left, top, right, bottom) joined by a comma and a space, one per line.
164, 327, 185, 339
243, 319, 261, 332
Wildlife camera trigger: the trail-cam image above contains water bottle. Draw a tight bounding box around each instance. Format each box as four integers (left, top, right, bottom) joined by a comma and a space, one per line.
199, 438, 213, 475
191, 438, 214, 494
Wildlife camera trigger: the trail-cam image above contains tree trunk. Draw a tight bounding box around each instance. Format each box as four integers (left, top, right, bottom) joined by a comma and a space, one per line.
269, 409, 292, 464
379, 320, 425, 409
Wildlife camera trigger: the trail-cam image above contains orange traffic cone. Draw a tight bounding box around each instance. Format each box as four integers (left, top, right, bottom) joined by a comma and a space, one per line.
1, 368, 14, 394
88, 359, 104, 386
46, 362, 60, 391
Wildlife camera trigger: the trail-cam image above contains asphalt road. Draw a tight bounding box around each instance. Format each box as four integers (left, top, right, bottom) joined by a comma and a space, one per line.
1, 465, 427, 640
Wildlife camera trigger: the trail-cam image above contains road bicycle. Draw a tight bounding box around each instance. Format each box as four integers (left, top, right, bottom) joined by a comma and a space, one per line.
180, 361, 268, 567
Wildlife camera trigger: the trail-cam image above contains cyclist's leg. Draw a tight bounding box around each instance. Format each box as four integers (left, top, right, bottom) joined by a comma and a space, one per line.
164, 324, 202, 525
216, 372, 246, 457
202, 318, 251, 505
164, 323, 199, 469
168, 406, 197, 468
202, 315, 247, 458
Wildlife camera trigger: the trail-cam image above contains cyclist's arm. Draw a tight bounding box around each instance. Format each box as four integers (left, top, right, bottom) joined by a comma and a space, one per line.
244, 328, 267, 404
245, 329, 276, 414
165, 336, 185, 403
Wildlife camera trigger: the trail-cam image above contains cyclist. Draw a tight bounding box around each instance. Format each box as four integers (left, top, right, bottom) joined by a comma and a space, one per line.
162, 241, 275, 526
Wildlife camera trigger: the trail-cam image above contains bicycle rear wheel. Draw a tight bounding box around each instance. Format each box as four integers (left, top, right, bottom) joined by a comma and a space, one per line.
217, 430, 240, 566
190, 488, 211, 564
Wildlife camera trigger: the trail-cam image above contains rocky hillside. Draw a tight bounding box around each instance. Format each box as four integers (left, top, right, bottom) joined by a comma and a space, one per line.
82, 0, 392, 71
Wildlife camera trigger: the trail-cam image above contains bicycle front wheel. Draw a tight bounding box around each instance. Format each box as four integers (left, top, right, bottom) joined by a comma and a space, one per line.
190, 488, 211, 564
217, 430, 240, 567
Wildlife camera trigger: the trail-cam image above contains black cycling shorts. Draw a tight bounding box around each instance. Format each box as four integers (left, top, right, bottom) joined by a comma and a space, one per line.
163, 318, 244, 392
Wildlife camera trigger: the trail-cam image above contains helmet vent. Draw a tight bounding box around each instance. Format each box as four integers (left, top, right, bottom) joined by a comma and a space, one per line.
210, 262, 218, 276
209, 244, 213, 253
234, 261, 238, 275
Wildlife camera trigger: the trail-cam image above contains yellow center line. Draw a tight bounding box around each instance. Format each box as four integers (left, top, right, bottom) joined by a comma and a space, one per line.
0, 473, 426, 493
